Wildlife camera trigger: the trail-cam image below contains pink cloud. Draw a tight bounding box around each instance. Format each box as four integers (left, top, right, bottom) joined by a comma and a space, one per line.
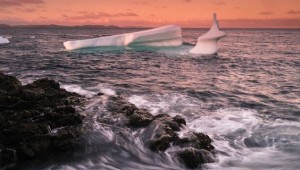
287, 10, 300, 14
63, 12, 138, 20
0, 0, 45, 8
16, 8, 37, 13
214, 1, 226, 5
258, 12, 273, 15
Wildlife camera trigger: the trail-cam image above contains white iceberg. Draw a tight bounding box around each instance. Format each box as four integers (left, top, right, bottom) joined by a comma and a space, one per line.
63, 13, 226, 54
0, 36, 9, 44
189, 13, 226, 55
64, 25, 182, 50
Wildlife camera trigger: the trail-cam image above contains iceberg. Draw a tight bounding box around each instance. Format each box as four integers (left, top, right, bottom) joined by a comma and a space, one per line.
0, 36, 9, 44
189, 13, 226, 55
64, 25, 182, 50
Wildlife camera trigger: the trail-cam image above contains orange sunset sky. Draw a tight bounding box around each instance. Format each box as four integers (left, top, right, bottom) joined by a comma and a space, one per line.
0, 0, 300, 28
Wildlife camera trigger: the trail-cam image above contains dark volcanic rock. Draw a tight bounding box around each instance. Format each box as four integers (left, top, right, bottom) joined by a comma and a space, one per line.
139, 114, 186, 152
106, 96, 154, 127
174, 132, 214, 151
103, 96, 215, 168
0, 72, 84, 169
0, 72, 22, 92
177, 147, 215, 169
128, 109, 153, 127
0, 148, 16, 169
142, 119, 177, 151
29, 78, 60, 90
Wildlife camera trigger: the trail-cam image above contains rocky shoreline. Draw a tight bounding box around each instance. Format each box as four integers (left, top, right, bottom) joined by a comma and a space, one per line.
0, 72, 84, 169
0, 72, 215, 169
103, 96, 215, 168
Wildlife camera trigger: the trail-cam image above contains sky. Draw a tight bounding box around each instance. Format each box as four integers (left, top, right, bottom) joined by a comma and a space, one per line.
0, 0, 300, 28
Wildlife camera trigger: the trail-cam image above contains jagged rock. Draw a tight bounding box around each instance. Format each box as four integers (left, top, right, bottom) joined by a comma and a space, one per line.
0, 148, 16, 169
51, 127, 82, 151
128, 109, 154, 127
144, 120, 176, 151
174, 132, 214, 151
177, 147, 215, 169
29, 78, 60, 90
0, 72, 84, 169
106, 96, 154, 127
172, 115, 186, 126
141, 114, 185, 152
0, 72, 22, 92
155, 114, 185, 131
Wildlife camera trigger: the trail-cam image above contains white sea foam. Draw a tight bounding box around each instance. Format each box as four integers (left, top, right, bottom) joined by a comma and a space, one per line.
61, 84, 96, 98
128, 93, 300, 169
100, 88, 116, 96
128, 93, 204, 117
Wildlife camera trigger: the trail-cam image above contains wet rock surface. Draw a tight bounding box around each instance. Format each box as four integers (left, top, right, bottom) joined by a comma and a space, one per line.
103, 96, 215, 169
177, 147, 215, 169
106, 96, 154, 127
0, 72, 215, 169
0, 72, 84, 169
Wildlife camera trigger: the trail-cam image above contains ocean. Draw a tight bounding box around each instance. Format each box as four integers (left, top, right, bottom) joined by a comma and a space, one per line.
0, 27, 299, 169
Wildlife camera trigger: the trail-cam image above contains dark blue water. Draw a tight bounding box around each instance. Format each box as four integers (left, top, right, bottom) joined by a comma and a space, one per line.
0, 28, 300, 170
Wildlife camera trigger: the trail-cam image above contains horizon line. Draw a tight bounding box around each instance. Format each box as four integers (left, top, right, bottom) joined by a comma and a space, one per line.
0, 24, 300, 29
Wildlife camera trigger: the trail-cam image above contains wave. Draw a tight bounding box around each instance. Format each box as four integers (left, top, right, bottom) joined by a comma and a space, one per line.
129, 93, 300, 169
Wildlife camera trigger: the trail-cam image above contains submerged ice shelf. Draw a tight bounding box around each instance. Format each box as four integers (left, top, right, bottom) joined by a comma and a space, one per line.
0, 36, 9, 44
63, 25, 182, 50
64, 13, 226, 55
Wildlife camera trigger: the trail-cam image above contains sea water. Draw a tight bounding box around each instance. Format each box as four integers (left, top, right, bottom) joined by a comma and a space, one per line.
0, 27, 299, 169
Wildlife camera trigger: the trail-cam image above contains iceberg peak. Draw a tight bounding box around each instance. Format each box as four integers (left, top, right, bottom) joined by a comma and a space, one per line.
0, 36, 9, 44
189, 13, 226, 55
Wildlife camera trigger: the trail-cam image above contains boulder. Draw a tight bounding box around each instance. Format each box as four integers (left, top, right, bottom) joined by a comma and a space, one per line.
128, 109, 154, 127
177, 147, 215, 169
0, 72, 84, 169
106, 96, 154, 127
140, 114, 186, 152
142, 119, 177, 151
174, 132, 214, 151
0, 72, 22, 92
0, 148, 16, 169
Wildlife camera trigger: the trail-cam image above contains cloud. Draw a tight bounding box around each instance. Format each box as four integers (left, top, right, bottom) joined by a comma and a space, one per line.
0, 0, 45, 8
287, 10, 300, 14
64, 12, 138, 20
1, 17, 300, 28
219, 18, 300, 28
16, 8, 36, 13
98, 12, 138, 17
214, 1, 226, 5
258, 12, 273, 15
131, 1, 149, 5
37, 16, 48, 20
